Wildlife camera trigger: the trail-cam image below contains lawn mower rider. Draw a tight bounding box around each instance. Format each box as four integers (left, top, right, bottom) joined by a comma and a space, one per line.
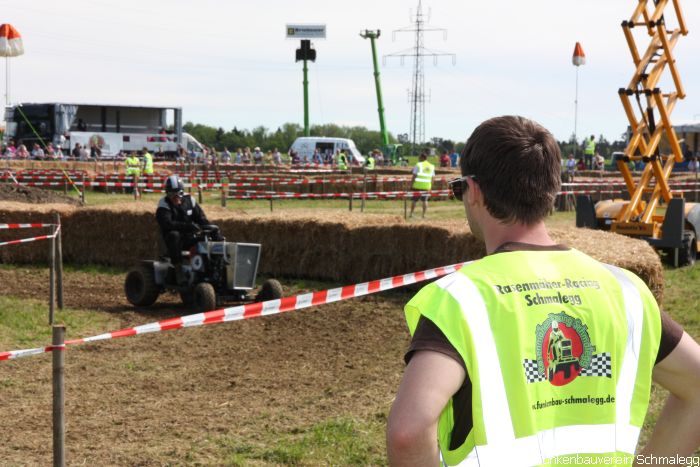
156, 175, 222, 282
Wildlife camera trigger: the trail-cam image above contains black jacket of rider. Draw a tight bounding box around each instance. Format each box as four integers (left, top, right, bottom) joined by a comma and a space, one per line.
156, 194, 209, 238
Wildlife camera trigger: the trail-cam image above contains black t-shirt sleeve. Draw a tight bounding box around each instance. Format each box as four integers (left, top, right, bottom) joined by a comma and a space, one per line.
656, 310, 684, 364
405, 316, 466, 369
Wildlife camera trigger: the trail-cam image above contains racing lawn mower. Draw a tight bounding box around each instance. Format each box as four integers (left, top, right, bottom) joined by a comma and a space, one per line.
124, 225, 283, 312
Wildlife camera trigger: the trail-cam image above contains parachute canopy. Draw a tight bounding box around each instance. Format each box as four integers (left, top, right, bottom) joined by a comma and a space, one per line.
0, 24, 24, 57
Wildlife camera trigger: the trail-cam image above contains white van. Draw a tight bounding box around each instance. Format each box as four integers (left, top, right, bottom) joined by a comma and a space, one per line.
289, 137, 365, 164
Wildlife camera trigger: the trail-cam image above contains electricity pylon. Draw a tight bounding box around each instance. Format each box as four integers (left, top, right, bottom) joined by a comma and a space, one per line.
384, 0, 455, 155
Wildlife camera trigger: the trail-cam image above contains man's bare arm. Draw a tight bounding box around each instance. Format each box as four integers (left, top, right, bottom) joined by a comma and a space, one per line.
637, 332, 700, 458
387, 350, 465, 466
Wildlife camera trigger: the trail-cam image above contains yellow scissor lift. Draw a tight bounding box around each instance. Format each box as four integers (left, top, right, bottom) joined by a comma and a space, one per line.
577, 0, 700, 267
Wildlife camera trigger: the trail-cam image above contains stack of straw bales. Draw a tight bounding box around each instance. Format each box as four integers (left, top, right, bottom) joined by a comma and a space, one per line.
0, 201, 664, 303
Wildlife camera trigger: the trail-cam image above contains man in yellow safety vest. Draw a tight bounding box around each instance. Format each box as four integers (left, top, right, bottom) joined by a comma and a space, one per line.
387, 115, 700, 466
125, 151, 141, 197
584, 134, 596, 170
337, 149, 349, 171
142, 147, 154, 176
125, 152, 141, 177
409, 152, 435, 218
365, 151, 376, 171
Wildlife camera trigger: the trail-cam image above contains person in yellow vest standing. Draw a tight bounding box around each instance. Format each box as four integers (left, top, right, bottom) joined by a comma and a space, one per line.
387, 116, 700, 466
584, 134, 596, 170
125, 151, 141, 199
142, 147, 154, 177
337, 149, 349, 171
409, 152, 435, 218
365, 151, 376, 171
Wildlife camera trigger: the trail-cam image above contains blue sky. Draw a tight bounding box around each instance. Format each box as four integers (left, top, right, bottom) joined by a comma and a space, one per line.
4, 0, 700, 144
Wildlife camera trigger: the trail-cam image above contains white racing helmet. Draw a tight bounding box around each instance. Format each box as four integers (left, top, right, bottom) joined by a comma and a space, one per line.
164, 175, 184, 197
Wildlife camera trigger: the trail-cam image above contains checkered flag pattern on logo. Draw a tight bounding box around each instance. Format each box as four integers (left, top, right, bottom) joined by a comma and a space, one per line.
523, 353, 611, 383
580, 352, 612, 378
523, 359, 546, 383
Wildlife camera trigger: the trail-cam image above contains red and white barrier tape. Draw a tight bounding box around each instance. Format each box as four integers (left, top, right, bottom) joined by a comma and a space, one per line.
225, 190, 453, 200
0, 223, 55, 229
0, 225, 60, 248
0, 261, 466, 361
557, 190, 626, 196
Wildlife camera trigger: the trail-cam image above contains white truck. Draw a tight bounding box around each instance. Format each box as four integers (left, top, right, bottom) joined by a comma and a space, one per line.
289, 137, 365, 164
4, 102, 204, 158
66, 130, 204, 157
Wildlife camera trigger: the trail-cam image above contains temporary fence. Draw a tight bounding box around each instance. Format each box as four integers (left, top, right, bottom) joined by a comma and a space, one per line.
0, 261, 465, 361
6, 167, 700, 213
0, 217, 64, 323
4, 170, 453, 185
0, 222, 59, 246
225, 189, 452, 200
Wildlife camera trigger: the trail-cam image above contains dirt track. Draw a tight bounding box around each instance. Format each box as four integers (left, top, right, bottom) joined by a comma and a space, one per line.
0, 266, 410, 465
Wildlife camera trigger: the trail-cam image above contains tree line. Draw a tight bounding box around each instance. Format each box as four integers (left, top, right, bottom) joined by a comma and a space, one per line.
182, 122, 628, 160
183, 122, 397, 155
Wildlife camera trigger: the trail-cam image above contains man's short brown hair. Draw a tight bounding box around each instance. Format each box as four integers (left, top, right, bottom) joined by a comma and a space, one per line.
460, 115, 561, 225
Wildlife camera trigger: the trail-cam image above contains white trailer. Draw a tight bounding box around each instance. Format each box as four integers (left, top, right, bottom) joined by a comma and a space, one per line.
4, 102, 203, 158
67, 131, 203, 157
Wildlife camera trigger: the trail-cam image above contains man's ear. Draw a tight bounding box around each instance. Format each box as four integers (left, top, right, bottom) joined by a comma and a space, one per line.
465, 176, 481, 205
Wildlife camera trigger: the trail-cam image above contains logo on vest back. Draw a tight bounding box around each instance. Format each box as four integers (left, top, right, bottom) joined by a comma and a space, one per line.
522, 311, 611, 386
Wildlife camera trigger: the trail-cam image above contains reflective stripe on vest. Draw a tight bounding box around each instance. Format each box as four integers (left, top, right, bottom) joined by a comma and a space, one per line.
413, 161, 434, 190
603, 263, 644, 451
434, 268, 644, 465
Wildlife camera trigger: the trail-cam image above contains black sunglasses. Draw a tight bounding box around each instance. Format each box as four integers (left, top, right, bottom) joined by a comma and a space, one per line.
448, 175, 477, 201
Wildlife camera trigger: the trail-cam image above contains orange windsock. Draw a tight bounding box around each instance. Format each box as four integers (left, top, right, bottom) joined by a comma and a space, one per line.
0, 24, 24, 57
572, 42, 586, 66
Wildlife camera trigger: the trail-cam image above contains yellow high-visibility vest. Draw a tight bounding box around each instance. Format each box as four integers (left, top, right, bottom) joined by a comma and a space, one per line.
585, 138, 596, 155
125, 155, 141, 176
143, 152, 154, 175
338, 152, 348, 170
412, 160, 435, 190
405, 249, 661, 466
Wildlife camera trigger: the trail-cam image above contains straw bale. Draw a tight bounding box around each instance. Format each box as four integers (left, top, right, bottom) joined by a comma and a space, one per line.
0, 202, 663, 303
549, 227, 664, 303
